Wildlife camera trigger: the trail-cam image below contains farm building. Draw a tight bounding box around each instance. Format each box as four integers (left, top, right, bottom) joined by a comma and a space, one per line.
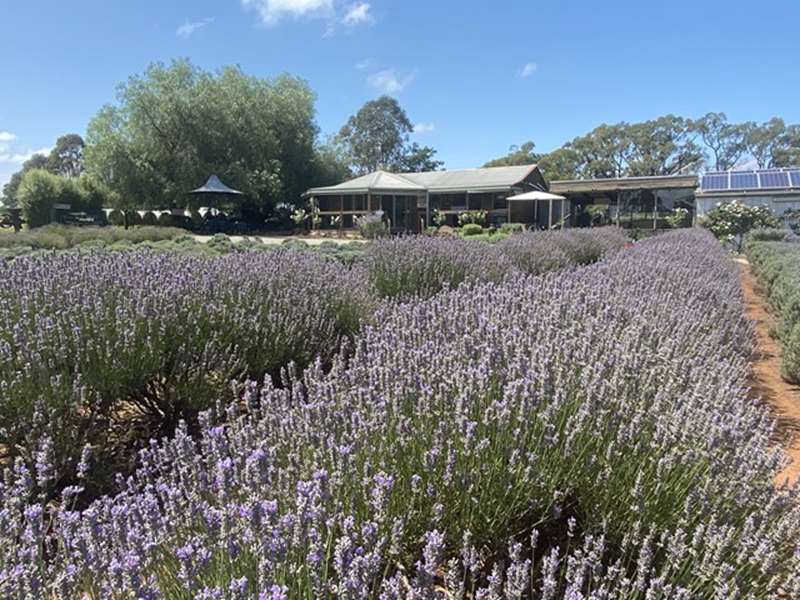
550, 174, 698, 228
695, 168, 800, 218
302, 164, 553, 232
304, 164, 800, 232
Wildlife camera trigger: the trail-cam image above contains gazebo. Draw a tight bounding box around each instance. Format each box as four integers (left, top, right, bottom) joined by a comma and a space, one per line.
189, 175, 243, 216
506, 190, 567, 229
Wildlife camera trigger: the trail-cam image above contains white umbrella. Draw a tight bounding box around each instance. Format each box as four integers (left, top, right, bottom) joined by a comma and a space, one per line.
506, 190, 566, 201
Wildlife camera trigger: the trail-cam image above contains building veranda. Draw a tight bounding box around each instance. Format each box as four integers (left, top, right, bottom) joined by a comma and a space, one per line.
303, 165, 556, 233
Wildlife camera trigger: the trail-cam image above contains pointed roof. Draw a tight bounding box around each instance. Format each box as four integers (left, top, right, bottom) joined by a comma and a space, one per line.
190, 175, 244, 195
304, 164, 539, 196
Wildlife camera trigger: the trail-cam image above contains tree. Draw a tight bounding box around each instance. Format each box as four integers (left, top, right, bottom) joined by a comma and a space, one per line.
85, 59, 319, 224
16, 169, 105, 228
773, 124, 800, 167
1, 153, 49, 208
537, 147, 580, 181
337, 96, 442, 174
625, 115, 704, 176
482, 141, 539, 167
693, 113, 747, 171
310, 139, 352, 187
47, 134, 85, 177
399, 143, 444, 172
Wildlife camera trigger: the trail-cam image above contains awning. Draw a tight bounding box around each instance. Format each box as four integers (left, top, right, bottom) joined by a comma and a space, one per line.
507, 190, 566, 201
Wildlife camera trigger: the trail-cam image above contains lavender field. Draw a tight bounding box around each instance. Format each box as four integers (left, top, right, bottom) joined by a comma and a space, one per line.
2, 228, 799, 598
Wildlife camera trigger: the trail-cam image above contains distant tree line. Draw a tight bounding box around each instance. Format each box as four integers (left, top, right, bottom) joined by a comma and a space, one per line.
4, 58, 799, 228
484, 114, 800, 180
1, 60, 443, 228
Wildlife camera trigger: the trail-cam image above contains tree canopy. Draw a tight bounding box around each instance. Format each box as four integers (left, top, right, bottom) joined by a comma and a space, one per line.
47, 134, 85, 178
337, 96, 443, 174
84, 59, 322, 222
485, 113, 800, 181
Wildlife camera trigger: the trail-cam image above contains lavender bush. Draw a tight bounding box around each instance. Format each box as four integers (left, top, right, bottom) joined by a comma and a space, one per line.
361, 235, 514, 299
747, 240, 800, 382
2, 229, 799, 598
0, 249, 370, 498
362, 227, 627, 298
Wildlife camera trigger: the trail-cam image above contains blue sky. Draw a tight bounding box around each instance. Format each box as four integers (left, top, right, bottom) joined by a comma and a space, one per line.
2, 0, 799, 188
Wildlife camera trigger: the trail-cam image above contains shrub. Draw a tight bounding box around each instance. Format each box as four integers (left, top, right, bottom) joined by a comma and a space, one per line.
107, 209, 125, 226
157, 212, 173, 227
206, 233, 235, 254
457, 209, 487, 226
4, 230, 800, 597
746, 227, 798, 245
16, 169, 62, 228
747, 241, 800, 382
499, 222, 526, 234
700, 200, 779, 251
141, 211, 158, 226
0, 250, 372, 501
362, 236, 513, 299
355, 212, 388, 239
459, 223, 484, 237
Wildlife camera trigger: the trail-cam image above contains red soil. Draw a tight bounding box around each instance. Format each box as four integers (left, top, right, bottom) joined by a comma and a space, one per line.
737, 258, 800, 488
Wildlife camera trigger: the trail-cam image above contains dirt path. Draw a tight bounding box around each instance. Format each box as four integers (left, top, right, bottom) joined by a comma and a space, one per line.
737, 257, 800, 487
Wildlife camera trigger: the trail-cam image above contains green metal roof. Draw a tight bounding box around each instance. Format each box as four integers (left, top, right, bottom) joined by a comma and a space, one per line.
304, 164, 538, 196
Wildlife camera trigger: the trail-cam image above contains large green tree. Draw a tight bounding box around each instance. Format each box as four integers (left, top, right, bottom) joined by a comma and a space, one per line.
624, 115, 704, 176
743, 118, 800, 168
337, 96, 442, 174
84, 59, 319, 222
693, 112, 747, 171
47, 133, 85, 178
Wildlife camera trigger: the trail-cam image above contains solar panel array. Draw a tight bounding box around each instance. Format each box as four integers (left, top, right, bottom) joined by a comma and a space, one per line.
701, 168, 800, 192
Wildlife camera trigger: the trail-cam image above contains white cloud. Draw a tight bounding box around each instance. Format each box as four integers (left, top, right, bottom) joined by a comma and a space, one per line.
0, 132, 16, 143
176, 17, 215, 39
519, 62, 537, 78
0, 147, 50, 165
413, 122, 435, 134
241, 0, 333, 26
367, 69, 414, 95
355, 58, 372, 70
342, 2, 373, 25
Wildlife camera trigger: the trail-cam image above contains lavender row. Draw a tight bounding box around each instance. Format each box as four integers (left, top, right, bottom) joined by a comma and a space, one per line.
0, 250, 371, 498
361, 227, 628, 298
3, 229, 798, 597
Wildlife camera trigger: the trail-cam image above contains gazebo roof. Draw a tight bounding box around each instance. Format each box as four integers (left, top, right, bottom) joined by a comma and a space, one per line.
190, 175, 243, 195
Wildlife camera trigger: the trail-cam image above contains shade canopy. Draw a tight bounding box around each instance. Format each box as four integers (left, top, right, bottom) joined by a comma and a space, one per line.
190, 175, 243, 195
506, 190, 566, 201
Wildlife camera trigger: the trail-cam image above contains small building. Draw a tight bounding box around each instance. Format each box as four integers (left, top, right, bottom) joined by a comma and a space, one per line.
302, 164, 553, 232
695, 168, 800, 219
550, 174, 698, 229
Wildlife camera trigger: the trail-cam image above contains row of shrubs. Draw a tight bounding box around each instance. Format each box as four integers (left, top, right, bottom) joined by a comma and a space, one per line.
366, 227, 630, 298
0, 250, 372, 501
745, 229, 800, 382
0, 227, 627, 507
4, 229, 800, 597
0, 224, 187, 250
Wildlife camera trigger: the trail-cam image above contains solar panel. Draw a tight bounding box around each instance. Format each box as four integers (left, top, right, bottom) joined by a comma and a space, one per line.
730, 172, 758, 189
701, 173, 729, 190
759, 170, 790, 188
790, 170, 800, 187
